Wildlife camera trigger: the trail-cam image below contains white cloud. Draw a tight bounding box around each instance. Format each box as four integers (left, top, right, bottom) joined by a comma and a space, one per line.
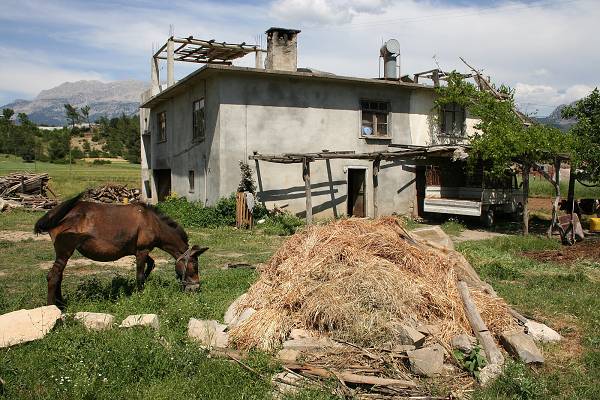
270, 0, 391, 25
514, 83, 594, 114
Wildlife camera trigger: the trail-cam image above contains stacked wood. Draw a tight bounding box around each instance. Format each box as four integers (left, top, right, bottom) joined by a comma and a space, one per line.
85, 184, 140, 204
0, 173, 57, 210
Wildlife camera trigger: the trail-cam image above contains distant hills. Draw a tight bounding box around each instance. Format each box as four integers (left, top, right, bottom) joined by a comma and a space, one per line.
1, 80, 148, 126
533, 103, 577, 131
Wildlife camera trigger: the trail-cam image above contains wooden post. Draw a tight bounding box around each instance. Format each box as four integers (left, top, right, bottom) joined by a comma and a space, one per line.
302, 157, 313, 224
373, 157, 381, 218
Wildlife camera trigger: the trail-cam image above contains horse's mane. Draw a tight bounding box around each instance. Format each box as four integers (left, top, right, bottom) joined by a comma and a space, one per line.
143, 204, 189, 244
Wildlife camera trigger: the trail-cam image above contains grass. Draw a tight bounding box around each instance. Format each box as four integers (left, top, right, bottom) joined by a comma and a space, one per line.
527, 176, 600, 198
0, 154, 139, 198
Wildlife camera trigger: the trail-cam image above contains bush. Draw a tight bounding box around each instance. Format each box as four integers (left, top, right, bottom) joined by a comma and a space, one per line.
260, 213, 304, 235
92, 159, 111, 165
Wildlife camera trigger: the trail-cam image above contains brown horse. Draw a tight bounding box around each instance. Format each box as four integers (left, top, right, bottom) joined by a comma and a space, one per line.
34, 193, 208, 307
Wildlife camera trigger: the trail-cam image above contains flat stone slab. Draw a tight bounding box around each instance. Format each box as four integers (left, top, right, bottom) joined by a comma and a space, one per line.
282, 336, 340, 351
407, 344, 444, 377
500, 330, 544, 364
188, 319, 229, 348
74, 312, 115, 331
277, 348, 300, 363
451, 333, 477, 352
224, 293, 247, 325
396, 325, 426, 347
0, 305, 62, 348
479, 363, 503, 385
525, 320, 561, 343
411, 226, 454, 250
119, 314, 160, 330
228, 307, 256, 329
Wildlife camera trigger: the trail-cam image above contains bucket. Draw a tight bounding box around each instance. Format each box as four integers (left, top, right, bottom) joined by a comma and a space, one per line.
590, 217, 600, 233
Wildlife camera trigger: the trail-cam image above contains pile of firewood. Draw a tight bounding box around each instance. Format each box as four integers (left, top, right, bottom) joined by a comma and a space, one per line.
0, 173, 58, 210
85, 184, 140, 203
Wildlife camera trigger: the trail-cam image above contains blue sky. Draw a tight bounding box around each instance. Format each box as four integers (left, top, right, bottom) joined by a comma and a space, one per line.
0, 0, 598, 115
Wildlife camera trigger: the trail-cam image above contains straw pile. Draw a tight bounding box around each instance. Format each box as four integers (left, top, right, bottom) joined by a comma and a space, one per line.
229, 217, 515, 351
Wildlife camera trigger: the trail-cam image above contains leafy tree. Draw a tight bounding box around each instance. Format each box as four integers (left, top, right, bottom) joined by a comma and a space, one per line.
64, 103, 80, 130
436, 72, 569, 234
2, 108, 14, 122
48, 129, 71, 161
81, 105, 91, 131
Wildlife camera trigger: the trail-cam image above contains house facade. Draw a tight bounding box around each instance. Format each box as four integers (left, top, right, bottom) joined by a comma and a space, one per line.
140, 28, 477, 218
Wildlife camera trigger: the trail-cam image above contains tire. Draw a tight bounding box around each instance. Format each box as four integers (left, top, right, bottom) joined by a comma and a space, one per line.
481, 207, 495, 228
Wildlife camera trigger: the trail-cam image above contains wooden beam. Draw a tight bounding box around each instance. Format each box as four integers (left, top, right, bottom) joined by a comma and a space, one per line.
373, 157, 381, 218
302, 158, 313, 224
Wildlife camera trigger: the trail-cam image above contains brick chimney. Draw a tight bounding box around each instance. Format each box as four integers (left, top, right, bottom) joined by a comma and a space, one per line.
265, 27, 301, 72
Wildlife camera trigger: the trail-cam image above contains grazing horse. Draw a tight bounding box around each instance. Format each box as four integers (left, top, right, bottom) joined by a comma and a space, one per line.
34, 193, 208, 307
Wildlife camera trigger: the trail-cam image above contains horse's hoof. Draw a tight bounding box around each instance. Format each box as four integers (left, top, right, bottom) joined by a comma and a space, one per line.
183, 283, 200, 292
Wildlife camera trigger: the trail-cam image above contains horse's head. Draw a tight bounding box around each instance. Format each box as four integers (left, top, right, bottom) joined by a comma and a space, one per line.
176, 245, 208, 291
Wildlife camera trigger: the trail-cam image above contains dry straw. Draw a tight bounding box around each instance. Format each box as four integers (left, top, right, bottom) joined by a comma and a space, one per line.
229, 217, 515, 350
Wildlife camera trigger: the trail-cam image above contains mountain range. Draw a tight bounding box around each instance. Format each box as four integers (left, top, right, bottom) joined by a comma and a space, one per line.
1, 80, 148, 126
533, 103, 577, 131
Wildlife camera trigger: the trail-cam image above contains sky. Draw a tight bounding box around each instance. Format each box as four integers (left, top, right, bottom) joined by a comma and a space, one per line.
0, 0, 598, 116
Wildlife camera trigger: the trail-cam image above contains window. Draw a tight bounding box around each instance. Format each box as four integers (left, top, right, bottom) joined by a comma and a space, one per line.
440, 103, 465, 136
192, 99, 205, 142
360, 100, 390, 138
188, 170, 195, 192
157, 111, 167, 142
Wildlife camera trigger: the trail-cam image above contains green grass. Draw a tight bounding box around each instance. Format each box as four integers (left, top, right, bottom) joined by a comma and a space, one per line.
0, 154, 139, 198
458, 236, 600, 400
527, 176, 600, 198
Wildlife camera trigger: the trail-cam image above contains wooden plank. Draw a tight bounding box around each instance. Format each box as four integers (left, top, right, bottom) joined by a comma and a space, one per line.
284, 363, 416, 388
302, 158, 313, 224
457, 281, 504, 365
373, 157, 381, 218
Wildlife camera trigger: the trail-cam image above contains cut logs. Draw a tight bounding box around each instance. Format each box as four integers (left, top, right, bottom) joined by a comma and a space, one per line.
84, 184, 140, 204
0, 173, 57, 209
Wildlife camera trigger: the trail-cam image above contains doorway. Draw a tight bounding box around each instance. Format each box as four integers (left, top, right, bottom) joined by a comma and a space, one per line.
154, 169, 171, 201
347, 168, 366, 217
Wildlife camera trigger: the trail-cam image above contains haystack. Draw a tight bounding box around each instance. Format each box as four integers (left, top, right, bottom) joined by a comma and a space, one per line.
229, 217, 515, 351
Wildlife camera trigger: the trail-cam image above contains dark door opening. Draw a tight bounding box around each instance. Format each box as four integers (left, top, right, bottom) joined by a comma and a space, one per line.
154, 169, 171, 201
415, 165, 426, 217
347, 168, 366, 217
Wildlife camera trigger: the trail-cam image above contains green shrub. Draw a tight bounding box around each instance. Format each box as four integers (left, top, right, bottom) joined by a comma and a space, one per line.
92, 159, 111, 165
260, 213, 304, 236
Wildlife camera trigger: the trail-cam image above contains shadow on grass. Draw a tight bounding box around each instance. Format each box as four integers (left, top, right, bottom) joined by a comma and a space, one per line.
71, 275, 136, 302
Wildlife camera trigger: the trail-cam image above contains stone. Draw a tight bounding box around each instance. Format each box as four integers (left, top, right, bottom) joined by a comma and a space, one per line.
451, 334, 477, 352
396, 324, 426, 347
416, 324, 441, 336
411, 226, 455, 250
525, 320, 562, 343
272, 371, 303, 395
188, 319, 229, 348
224, 293, 247, 325
289, 328, 315, 340
119, 314, 160, 331
282, 336, 340, 351
277, 348, 300, 363
0, 305, 62, 348
74, 312, 115, 331
407, 344, 444, 377
478, 363, 503, 385
228, 307, 256, 329
500, 330, 544, 364
380, 342, 415, 353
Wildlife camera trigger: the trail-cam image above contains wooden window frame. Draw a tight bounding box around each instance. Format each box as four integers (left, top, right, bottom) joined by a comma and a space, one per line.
440, 102, 466, 136
192, 98, 205, 143
360, 100, 391, 139
157, 111, 167, 143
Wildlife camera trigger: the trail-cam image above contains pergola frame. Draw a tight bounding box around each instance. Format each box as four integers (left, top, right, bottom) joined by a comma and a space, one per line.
249, 145, 468, 224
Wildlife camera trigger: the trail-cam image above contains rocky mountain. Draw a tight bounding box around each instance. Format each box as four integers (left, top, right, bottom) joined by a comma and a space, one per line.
1, 80, 148, 126
534, 102, 577, 131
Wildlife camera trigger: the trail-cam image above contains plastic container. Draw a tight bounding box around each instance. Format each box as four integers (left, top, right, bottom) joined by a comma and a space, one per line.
590, 217, 600, 232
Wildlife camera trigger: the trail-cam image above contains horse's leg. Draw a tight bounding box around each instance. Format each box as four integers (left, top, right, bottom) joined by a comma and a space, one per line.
135, 250, 150, 290
47, 235, 76, 307
144, 255, 155, 279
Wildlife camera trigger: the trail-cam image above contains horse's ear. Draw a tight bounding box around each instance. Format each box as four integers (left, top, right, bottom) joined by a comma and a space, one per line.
190, 245, 209, 257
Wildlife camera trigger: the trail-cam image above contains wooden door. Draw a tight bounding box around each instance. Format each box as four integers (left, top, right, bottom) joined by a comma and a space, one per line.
347, 169, 366, 217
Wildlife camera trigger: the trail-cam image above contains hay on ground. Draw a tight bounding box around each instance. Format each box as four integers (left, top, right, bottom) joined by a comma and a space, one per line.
229, 217, 516, 351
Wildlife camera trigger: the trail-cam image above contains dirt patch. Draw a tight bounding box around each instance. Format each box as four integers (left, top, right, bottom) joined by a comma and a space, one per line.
522, 238, 600, 264
529, 197, 553, 212
453, 229, 507, 243
0, 231, 50, 242
38, 257, 169, 272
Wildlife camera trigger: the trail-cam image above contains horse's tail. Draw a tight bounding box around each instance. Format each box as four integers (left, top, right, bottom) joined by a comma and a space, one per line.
34, 192, 84, 234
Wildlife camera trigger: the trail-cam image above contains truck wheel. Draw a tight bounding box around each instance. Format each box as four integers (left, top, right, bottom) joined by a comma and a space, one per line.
481, 208, 495, 228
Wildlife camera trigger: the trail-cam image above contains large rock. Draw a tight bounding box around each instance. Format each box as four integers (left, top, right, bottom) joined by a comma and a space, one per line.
411, 226, 455, 250
282, 336, 340, 351
416, 324, 441, 336
228, 308, 256, 329
451, 334, 477, 352
74, 312, 114, 331
0, 305, 62, 348
119, 314, 160, 330
407, 344, 444, 377
277, 348, 300, 363
396, 325, 426, 347
188, 319, 229, 348
272, 371, 303, 395
478, 363, 503, 385
525, 320, 561, 343
500, 330, 544, 364
224, 293, 247, 325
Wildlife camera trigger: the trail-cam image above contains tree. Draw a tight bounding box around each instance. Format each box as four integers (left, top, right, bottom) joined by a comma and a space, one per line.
2, 108, 14, 122
436, 72, 569, 235
562, 88, 600, 208
64, 104, 80, 130
81, 105, 91, 131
